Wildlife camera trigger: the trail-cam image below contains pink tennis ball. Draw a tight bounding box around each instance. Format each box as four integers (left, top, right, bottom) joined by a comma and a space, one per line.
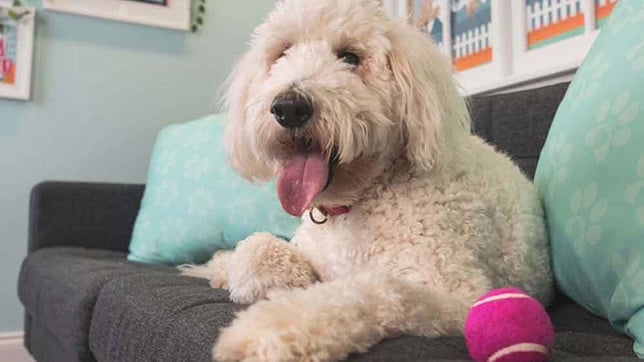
464, 287, 554, 362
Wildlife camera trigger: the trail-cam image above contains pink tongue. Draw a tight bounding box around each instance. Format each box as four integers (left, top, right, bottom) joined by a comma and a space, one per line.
277, 151, 329, 216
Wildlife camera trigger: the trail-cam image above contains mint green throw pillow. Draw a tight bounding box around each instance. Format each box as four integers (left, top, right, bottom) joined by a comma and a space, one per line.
534, 0, 644, 357
128, 114, 300, 265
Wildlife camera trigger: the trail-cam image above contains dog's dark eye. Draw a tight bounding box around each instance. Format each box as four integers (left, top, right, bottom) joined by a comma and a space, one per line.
276, 45, 291, 61
338, 51, 360, 67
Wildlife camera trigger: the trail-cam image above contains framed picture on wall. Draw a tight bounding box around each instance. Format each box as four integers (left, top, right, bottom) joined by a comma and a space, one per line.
510, 0, 618, 81
0, 1, 35, 100
450, 0, 511, 94
43, 0, 191, 31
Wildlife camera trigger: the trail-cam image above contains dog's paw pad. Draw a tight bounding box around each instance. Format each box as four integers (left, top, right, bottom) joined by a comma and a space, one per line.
210, 278, 228, 289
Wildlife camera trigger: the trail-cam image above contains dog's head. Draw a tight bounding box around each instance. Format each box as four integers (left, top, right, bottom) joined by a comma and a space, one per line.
225, 0, 470, 216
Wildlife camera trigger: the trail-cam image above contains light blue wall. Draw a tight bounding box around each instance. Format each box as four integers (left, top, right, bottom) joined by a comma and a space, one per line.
0, 1, 273, 332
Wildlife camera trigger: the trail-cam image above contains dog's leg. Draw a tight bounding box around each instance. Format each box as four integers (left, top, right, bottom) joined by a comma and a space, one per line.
213, 272, 469, 362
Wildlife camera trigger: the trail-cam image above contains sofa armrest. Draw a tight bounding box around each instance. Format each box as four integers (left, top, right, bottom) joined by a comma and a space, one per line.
29, 181, 145, 253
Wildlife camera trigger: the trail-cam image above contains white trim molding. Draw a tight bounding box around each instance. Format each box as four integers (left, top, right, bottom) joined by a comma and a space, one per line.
0, 332, 33, 362
43, 0, 191, 31
0, 331, 24, 342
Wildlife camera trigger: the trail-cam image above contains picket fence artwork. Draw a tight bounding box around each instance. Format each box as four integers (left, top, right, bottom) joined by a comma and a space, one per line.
526, 0, 585, 50
524, 0, 618, 49
450, 0, 492, 71
407, 0, 492, 71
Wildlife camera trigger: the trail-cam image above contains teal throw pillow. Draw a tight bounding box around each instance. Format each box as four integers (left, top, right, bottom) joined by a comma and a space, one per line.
534, 0, 644, 357
128, 114, 301, 265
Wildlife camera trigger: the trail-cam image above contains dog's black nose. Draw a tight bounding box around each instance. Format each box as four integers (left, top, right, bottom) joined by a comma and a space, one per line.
270, 92, 313, 129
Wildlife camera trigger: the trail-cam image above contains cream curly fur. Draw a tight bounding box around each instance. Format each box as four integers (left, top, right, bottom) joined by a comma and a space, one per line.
181, 0, 553, 360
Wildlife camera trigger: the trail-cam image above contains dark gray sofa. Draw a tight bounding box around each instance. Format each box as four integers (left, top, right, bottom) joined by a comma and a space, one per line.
18, 83, 639, 362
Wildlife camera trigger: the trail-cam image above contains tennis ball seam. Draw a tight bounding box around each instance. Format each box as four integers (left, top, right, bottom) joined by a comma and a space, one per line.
487, 342, 549, 362
472, 292, 532, 308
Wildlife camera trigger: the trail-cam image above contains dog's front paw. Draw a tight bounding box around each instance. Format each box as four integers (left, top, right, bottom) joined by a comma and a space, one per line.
179, 250, 232, 290
213, 326, 294, 362
227, 232, 317, 304
213, 301, 306, 362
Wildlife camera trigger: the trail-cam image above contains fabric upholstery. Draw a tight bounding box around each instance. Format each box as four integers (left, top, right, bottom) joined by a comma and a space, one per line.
29, 182, 144, 253
128, 114, 300, 265
89, 272, 241, 362
18, 247, 174, 361
469, 83, 569, 179
25, 315, 92, 362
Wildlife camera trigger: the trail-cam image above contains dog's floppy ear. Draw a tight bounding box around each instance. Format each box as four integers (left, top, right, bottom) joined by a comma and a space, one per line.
224, 51, 273, 181
387, 23, 470, 171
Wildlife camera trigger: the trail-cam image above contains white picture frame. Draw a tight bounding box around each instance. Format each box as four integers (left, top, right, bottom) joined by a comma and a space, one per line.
510, 0, 599, 84
43, 0, 191, 31
0, 2, 35, 101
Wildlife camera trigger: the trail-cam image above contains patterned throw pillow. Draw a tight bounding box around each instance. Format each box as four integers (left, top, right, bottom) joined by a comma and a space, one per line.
128, 114, 300, 265
534, 0, 644, 357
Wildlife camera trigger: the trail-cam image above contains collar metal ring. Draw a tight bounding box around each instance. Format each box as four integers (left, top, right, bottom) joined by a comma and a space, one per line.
309, 208, 328, 225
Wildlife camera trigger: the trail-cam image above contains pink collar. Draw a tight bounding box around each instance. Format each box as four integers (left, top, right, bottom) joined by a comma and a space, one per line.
318, 205, 351, 216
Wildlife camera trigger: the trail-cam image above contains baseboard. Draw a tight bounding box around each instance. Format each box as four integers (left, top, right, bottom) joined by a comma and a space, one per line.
0, 332, 33, 361
0, 331, 23, 344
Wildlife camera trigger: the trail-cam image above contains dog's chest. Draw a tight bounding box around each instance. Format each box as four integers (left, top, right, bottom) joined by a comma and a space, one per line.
292, 211, 374, 281
290, 174, 485, 283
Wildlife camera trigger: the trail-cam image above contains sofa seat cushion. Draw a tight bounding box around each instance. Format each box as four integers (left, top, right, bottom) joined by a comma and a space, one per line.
18, 247, 176, 360
89, 273, 241, 362
88, 273, 638, 362
89, 272, 474, 362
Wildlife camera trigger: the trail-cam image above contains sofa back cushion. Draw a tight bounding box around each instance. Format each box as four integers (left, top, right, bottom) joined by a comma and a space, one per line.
470, 83, 569, 179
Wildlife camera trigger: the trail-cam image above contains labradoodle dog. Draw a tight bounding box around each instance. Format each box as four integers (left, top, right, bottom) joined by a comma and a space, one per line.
182, 0, 553, 360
